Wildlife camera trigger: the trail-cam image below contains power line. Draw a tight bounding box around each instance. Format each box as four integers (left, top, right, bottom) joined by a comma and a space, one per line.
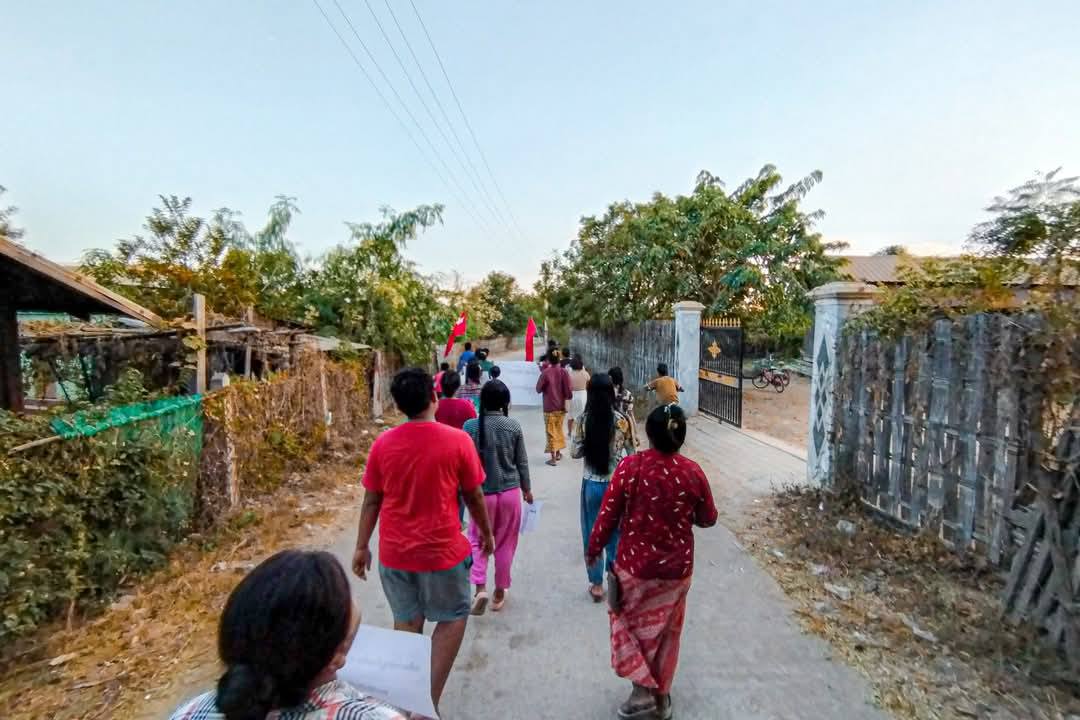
360, 0, 510, 233
378, 0, 509, 230
409, 0, 527, 242
321, 0, 496, 237
311, 0, 492, 236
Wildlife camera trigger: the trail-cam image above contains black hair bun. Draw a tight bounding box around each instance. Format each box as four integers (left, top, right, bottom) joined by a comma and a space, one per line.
217, 664, 276, 720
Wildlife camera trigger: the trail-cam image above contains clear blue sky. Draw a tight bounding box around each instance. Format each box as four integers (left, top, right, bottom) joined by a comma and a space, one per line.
3, 1, 1079, 286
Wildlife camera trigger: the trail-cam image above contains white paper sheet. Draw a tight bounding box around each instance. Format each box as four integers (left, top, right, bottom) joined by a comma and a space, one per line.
520, 500, 543, 534
339, 625, 438, 719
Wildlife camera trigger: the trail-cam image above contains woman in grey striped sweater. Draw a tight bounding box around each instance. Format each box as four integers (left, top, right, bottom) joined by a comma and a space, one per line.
462, 380, 533, 614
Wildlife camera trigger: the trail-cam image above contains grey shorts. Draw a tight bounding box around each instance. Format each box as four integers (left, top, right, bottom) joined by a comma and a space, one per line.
378, 558, 471, 624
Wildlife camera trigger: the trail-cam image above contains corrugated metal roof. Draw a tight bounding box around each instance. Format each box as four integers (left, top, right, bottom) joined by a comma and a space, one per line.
836, 254, 1078, 286
837, 255, 932, 284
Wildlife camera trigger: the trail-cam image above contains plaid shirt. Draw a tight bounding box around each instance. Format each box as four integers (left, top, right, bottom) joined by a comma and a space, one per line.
169, 680, 406, 720
570, 409, 637, 482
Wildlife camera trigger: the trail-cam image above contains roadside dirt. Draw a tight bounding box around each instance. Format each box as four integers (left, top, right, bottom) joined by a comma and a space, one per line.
736, 487, 1079, 720
741, 372, 810, 449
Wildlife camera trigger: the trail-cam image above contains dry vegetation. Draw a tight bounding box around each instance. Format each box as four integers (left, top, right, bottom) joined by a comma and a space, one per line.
737, 487, 1080, 720
0, 424, 384, 720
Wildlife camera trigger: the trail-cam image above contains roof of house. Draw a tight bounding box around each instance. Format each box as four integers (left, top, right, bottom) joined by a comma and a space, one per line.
0, 238, 162, 324
836, 255, 938, 284
836, 254, 1078, 286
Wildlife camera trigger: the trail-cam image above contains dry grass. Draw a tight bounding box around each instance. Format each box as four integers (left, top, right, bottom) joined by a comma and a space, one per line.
737, 486, 1080, 720
0, 423, 386, 720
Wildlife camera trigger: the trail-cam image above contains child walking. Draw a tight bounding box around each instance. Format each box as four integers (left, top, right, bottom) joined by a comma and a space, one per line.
463, 380, 533, 614
646, 362, 684, 405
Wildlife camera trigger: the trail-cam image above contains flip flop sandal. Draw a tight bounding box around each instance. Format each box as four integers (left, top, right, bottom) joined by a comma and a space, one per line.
470, 591, 489, 616
589, 585, 605, 603
545, 459, 558, 466
617, 700, 658, 720
491, 592, 507, 611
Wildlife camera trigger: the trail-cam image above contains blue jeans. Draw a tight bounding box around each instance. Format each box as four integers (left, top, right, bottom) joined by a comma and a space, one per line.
581, 479, 619, 585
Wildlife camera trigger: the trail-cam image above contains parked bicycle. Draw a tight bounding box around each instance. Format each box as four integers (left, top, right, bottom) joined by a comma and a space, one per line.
751, 365, 790, 392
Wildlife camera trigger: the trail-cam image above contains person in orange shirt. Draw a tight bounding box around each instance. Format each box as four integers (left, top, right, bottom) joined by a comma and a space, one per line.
646, 363, 684, 405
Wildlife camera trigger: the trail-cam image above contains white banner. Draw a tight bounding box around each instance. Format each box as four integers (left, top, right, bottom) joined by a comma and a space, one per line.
496, 360, 542, 407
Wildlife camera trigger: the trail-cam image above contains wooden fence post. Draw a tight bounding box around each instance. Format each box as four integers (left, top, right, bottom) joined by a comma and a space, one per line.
0, 303, 24, 412
243, 306, 253, 380
192, 294, 207, 395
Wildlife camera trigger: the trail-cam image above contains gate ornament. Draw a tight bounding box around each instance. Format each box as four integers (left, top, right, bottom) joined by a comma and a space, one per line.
707, 340, 722, 358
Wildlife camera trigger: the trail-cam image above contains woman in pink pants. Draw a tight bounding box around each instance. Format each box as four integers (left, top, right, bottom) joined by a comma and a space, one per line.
463, 380, 533, 614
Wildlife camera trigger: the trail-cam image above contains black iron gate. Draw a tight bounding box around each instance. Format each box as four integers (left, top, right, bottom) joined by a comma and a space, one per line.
699, 317, 743, 426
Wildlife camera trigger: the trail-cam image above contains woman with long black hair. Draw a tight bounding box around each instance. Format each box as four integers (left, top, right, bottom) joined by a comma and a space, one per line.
169, 550, 404, 720
570, 373, 637, 602
463, 380, 533, 614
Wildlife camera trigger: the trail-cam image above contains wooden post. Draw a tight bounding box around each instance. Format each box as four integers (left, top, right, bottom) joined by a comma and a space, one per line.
243, 306, 253, 380
318, 350, 330, 431
224, 392, 240, 506
0, 303, 24, 412
193, 294, 207, 395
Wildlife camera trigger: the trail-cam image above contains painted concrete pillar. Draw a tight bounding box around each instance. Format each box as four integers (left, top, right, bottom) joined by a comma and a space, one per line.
673, 301, 705, 416
806, 282, 879, 485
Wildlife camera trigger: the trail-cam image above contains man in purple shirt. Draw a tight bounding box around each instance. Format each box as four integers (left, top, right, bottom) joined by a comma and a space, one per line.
536, 350, 573, 466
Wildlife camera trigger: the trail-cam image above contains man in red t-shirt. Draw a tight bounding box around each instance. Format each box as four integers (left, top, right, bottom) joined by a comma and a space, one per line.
354, 367, 494, 713
434, 370, 476, 430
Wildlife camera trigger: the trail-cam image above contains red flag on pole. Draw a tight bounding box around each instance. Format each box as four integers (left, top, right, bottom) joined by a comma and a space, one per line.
525, 317, 537, 362
443, 312, 468, 358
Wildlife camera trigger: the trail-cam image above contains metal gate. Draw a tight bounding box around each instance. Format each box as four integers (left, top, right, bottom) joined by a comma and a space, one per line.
698, 317, 743, 426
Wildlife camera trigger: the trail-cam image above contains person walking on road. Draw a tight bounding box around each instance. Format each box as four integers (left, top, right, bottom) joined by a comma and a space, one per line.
462, 380, 533, 615
536, 350, 573, 466
586, 404, 718, 720
458, 362, 483, 411
352, 368, 495, 716
169, 550, 406, 720
435, 371, 476, 431
571, 373, 636, 602
456, 341, 476, 372
609, 366, 635, 420
646, 363, 684, 406
567, 354, 590, 438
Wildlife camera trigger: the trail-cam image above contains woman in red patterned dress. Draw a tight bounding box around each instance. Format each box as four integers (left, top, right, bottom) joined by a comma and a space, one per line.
586, 404, 718, 720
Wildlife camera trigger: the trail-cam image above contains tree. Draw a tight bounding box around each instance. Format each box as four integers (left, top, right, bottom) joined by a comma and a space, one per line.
970, 167, 1080, 286
302, 205, 446, 362
0, 185, 23, 242
540, 166, 846, 344
436, 271, 501, 341
853, 169, 1080, 338
477, 271, 531, 337
82, 197, 447, 362
874, 245, 909, 256
81, 195, 304, 319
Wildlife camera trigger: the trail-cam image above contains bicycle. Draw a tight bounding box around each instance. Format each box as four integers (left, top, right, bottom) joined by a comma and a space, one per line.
751, 365, 790, 393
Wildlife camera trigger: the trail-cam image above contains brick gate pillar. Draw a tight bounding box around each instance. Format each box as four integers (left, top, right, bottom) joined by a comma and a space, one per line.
673, 301, 705, 416
806, 282, 879, 485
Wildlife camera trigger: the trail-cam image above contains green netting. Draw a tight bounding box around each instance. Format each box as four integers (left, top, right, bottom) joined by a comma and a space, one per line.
50, 395, 204, 440
50, 395, 204, 459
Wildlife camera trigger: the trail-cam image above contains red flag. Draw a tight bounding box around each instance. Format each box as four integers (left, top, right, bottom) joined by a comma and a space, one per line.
525, 317, 538, 362
443, 312, 468, 358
